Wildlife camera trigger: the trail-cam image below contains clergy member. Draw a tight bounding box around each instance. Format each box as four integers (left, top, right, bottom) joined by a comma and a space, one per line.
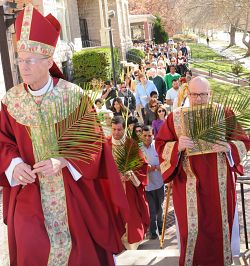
156, 76, 250, 266
106, 116, 150, 250
0, 4, 129, 265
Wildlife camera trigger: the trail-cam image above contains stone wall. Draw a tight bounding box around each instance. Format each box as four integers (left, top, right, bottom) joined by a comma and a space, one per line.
77, 0, 102, 44
108, 0, 132, 59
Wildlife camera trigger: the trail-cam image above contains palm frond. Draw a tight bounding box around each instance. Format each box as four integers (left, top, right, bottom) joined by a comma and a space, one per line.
112, 138, 144, 175
30, 82, 103, 163
184, 89, 250, 153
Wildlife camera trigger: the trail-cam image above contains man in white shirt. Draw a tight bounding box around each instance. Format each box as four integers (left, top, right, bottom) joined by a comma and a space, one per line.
165, 79, 180, 111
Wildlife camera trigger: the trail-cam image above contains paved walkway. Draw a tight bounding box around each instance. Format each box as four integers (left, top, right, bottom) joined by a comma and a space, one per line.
199, 38, 250, 72
116, 154, 250, 265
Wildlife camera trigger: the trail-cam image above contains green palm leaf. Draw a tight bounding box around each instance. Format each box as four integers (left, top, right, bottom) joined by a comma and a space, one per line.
185, 89, 250, 151
30, 83, 103, 163
112, 138, 144, 175
111, 109, 144, 174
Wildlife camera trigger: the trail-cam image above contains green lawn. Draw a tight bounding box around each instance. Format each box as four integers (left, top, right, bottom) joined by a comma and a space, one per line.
208, 78, 239, 93
188, 43, 223, 60
188, 43, 250, 76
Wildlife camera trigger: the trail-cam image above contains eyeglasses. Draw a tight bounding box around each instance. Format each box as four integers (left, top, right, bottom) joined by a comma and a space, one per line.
158, 109, 164, 113
188, 93, 209, 98
151, 105, 157, 108
15, 56, 50, 65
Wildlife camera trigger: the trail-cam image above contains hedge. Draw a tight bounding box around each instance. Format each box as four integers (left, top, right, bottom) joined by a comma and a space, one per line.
72, 47, 120, 85
173, 34, 198, 43
126, 48, 145, 65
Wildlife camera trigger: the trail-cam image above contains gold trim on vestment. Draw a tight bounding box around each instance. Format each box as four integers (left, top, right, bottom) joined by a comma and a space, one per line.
160, 141, 176, 174
232, 140, 247, 162
159, 108, 183, 175
173, 108, 184, 138
217, 153, 232, 265
183, 155, 198, 266
30, 124, 72, 265
2, 80, 81, 126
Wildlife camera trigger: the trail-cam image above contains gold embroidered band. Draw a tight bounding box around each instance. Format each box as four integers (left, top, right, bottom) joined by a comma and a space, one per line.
231, 140, 247, 162
183, 156, 198, 266
20, 3, 33, 41
217, 153, 232, 265
17, 40, 55, 57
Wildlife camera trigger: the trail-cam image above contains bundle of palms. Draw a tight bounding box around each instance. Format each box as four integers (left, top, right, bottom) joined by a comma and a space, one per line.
30, 83, 103, 163
183, 89, 250, 154
112, 110, 144, 186
113, 137, 143, 174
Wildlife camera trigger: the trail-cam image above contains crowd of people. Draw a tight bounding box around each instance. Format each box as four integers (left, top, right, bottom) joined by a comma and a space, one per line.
0, 4, 249, 266
95, 39, 192, 140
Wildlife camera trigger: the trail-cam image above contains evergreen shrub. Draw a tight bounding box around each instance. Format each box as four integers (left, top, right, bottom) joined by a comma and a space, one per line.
126, 48, 145, 64
72, 47, 120, 85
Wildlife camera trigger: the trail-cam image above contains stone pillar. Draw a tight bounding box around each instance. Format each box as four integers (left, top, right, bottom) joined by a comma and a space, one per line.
99, 0, 110, 46
66, 0, 81, 43
77, 0, 102, 44
144, 21, 149, 42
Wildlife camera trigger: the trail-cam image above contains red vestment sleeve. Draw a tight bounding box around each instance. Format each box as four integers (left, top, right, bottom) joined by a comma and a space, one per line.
0, 103, 21, 187
155, 113, 180, 183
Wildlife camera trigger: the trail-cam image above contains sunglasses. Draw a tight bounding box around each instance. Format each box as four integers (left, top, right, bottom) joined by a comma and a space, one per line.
158, 109, 164, 113
151, 105, 157, 108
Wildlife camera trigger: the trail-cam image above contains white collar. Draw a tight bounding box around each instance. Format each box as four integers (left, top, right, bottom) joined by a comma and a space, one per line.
28, 76, 53, 97
111, 134, 126, 145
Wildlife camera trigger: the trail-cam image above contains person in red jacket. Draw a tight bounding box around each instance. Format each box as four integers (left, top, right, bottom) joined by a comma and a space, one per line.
0, 4, 129, 265
106, 116, 150, 250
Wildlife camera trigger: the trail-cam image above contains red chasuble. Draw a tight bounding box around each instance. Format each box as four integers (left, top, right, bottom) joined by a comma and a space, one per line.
106, 137, 150, 244
0, 79, 129, 266
155, 108, 250, 266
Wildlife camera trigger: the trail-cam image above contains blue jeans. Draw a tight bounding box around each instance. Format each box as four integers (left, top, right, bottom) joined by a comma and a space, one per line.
146, 185, 164, 235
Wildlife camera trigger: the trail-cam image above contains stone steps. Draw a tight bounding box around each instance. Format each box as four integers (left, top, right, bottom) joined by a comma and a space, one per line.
116, 249, 250, 266
116, 249, 179, 266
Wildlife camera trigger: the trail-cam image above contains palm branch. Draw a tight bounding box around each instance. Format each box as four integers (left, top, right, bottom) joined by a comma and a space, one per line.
111, 108, 144, 175
30, 83, 103, 163
185, 89, 250, 150
112, 138, 144, 175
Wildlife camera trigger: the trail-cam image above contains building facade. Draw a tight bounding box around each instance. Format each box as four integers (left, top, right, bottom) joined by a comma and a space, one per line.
1, 0, 133, 91
129, 14, 155, 43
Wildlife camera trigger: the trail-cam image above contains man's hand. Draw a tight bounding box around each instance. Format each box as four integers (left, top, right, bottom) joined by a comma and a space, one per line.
32, 158, 68, 177
148, 164, 155, 172
120, 173, 129, 182
13, 162, 36, 185
178, 136, 195, 152
212, 141, 231, 153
